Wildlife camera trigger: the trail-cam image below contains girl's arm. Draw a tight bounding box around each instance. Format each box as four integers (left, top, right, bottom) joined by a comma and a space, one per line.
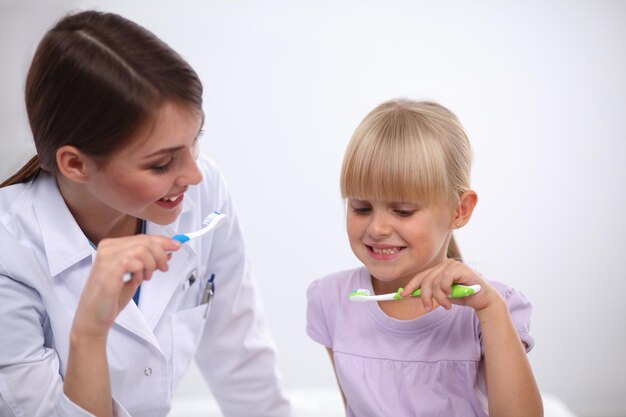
402, 259, 543, 417
477, 293, 543, 417
326, 347, 347, 409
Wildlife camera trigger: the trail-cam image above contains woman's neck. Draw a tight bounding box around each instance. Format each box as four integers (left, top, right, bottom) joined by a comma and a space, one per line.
56, 175, 140, 245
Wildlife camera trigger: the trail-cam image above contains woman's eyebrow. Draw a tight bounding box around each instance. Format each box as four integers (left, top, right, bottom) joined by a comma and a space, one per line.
142, 146, 184, 159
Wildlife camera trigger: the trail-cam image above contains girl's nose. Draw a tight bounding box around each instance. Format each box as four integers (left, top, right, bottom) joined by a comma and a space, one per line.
367, 211, 392, 238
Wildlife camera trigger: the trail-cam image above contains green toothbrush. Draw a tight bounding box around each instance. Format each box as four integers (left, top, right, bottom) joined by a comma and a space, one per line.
348, 284, 481, 302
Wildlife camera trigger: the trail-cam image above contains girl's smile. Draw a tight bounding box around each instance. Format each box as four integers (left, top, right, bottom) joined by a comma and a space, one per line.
366, 243, 405, 259
347, 198, 455, 291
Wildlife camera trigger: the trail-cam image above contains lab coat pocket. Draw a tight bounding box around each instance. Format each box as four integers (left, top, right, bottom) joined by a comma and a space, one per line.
171, 303, 209, 385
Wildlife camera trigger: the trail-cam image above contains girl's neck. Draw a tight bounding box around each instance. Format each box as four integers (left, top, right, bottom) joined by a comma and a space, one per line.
371, 276, 440, 320
378, 297, 438, 321
370, 262, 448, 320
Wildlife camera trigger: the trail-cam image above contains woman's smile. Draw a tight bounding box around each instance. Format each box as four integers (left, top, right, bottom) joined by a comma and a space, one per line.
155, 193, 185, 209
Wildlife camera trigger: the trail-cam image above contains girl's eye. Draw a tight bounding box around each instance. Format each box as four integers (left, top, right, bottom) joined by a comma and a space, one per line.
395, 209, 415, 217
353, 207, 371, 214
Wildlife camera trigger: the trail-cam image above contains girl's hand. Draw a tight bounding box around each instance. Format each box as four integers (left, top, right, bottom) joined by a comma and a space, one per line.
71, 235, 181, 339
400, 259, 502, 312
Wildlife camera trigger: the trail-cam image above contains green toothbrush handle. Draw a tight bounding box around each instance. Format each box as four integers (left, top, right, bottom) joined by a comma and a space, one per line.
395, 284, 480, 299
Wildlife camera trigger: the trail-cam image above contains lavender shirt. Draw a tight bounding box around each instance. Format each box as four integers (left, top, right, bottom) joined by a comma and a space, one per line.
306, 267, 534, 417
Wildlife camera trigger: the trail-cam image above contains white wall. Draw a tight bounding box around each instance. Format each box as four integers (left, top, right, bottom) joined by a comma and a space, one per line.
2, 1, 625, 416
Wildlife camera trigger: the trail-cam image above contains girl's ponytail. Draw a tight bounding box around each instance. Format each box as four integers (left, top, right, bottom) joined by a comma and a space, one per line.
0, 155, 41, 188
447, 235, 462, 261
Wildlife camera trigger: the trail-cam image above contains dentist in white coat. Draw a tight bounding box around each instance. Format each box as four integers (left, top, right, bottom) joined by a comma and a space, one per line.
0, 10, 291, 417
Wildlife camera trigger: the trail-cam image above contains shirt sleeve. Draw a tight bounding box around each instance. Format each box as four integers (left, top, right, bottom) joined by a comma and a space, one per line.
0, 273, 118, 417
306, 278, 333, 348
492, 281, 535, 352
192, 158, 292, 417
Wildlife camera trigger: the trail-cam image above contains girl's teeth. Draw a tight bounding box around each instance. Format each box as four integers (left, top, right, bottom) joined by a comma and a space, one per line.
372, 247, 400, 255
161, 196, 178, 202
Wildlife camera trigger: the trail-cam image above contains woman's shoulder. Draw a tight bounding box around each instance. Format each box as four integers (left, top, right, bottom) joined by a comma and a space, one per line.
0, 177, 35, 214
0, 175, 47, 235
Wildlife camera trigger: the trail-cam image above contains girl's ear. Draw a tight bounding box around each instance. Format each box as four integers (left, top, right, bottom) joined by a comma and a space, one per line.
452, 190, 478, 228
56, 145, 94, 183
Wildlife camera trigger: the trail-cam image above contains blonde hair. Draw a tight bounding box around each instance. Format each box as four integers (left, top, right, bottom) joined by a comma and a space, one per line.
340, 99, 472, 259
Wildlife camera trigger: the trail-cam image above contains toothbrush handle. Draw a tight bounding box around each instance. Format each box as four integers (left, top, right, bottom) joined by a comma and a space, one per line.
402, 284, 478, 299
172, 234, 190, 243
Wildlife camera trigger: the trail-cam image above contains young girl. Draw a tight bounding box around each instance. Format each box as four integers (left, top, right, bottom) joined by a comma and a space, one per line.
306, 99, 542, 416
0, 10, 291, 417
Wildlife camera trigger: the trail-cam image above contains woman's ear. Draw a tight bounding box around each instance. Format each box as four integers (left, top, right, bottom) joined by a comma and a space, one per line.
56, 145, 94, 183
452, 190, 478, 228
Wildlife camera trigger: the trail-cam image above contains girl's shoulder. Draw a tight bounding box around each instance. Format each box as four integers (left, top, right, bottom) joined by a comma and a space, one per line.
483, 278, 535, 351
487, 279, 533, 307
307, 266, 367, 302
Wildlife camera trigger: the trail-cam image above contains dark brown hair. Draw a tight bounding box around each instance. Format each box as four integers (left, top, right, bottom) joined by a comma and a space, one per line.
1, 10, 203, 187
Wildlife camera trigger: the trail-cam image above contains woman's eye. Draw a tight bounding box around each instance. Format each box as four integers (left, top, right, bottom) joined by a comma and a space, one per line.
151, 157, 175, 174
191, 134, 202, 160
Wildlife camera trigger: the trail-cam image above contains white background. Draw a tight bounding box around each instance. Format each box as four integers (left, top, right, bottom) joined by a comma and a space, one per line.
1, 1, 625, 416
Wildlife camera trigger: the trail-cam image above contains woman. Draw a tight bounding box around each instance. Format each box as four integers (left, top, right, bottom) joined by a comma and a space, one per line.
0, 10, 291, 417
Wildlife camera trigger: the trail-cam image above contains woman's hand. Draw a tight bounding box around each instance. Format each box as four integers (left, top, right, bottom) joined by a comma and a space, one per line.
64, 234, 180, 416
71, 234, 181, 339
400, 258, 502, 312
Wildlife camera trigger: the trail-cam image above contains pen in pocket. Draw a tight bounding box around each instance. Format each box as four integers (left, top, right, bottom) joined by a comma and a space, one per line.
202, 273, 215, 318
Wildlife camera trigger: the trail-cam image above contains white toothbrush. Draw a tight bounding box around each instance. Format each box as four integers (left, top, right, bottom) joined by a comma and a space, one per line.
170, 211, 227, 243
348, 284, 481, 302
122, 211, 227, 283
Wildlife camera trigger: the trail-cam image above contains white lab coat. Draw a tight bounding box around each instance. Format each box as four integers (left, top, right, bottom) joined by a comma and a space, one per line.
0, 155, 292, 417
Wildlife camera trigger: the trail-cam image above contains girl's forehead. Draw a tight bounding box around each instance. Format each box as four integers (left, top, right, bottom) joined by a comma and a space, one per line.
348, 197, 418, 205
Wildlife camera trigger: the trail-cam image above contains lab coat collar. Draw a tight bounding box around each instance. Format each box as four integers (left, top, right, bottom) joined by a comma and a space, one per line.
33, 174, 199, 350
34, 174, 93, 278
34, 174, 196, 278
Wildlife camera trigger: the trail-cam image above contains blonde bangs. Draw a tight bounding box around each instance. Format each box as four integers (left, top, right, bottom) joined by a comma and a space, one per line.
341, 107, 451, 206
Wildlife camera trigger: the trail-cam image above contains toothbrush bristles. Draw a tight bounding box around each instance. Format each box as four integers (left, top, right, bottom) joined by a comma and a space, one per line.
203, 211, 221, 226
349, 288, 372, 297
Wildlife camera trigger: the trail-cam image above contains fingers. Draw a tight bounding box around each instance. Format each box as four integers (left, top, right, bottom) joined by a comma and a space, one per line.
98, 235, 181, 283
73, 234, 182, 338
418, 262, 455, 311
401, 259, 481, 311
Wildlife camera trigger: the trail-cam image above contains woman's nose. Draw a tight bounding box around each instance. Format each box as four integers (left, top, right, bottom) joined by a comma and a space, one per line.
175, 153, 203, 187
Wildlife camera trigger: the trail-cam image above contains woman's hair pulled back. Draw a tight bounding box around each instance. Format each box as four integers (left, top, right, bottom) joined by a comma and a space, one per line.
2, 10, 203, 186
